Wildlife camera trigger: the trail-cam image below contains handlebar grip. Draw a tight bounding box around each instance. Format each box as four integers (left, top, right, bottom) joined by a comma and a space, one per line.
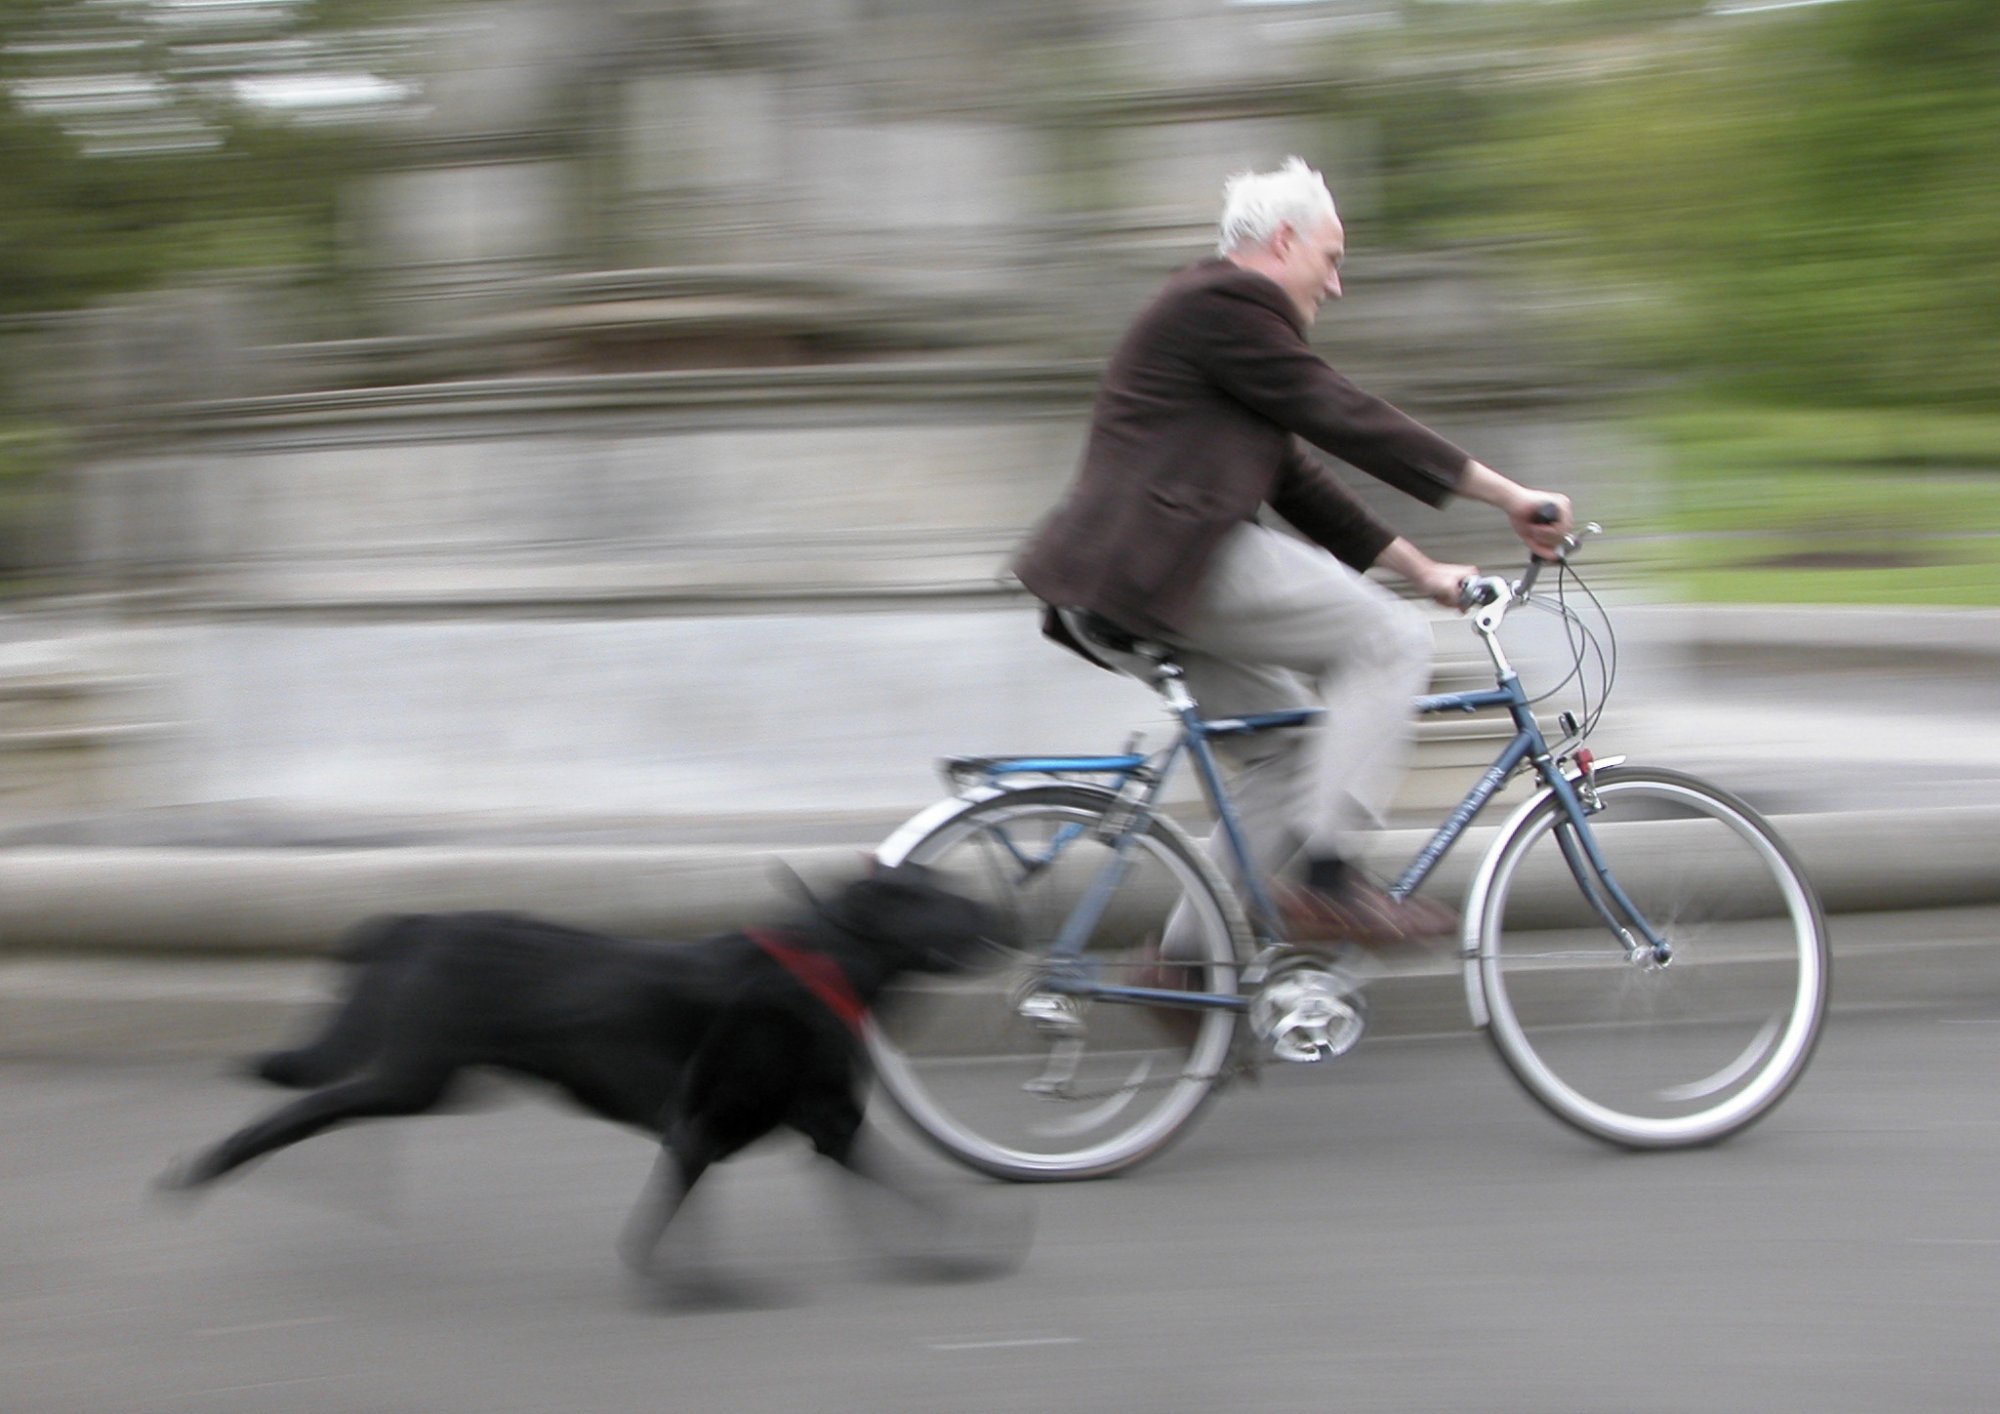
1527, 502, 1564, 575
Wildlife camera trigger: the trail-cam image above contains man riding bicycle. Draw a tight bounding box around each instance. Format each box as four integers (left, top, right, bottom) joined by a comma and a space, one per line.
1013, 156, 1573, 946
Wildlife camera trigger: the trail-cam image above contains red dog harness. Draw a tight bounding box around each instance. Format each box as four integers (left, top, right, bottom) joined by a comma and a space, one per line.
746, 929, 868, 1038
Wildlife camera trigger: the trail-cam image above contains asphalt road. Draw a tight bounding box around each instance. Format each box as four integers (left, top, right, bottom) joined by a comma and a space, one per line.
6, 932, 2000, 1413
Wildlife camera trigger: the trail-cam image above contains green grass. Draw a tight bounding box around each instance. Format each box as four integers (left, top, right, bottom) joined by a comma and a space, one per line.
1642, 406, 2000, 605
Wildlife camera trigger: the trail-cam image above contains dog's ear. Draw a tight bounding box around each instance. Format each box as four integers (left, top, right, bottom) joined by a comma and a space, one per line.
769, 858, 831, 917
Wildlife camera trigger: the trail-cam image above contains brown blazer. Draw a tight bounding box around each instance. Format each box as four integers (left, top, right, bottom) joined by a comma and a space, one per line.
1013, 259, 1471, 639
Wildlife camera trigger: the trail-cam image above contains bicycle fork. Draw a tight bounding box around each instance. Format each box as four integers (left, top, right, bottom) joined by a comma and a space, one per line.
1541, 757, 1674, 967
1451, 610, 1673, 970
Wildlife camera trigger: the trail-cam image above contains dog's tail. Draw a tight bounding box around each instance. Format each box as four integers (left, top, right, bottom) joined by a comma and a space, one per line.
249, 915, 429, 1089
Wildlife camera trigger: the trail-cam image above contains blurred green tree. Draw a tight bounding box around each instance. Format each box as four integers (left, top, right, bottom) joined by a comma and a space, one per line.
0, 0, 420, 320
1345, 0, 2000, 407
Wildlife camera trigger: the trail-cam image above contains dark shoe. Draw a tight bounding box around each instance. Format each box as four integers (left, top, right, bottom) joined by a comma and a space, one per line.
1276, 876, 1458, 946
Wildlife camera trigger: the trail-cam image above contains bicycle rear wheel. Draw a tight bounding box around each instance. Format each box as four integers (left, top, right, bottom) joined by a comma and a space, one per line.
1469, 766, 1829, 1148
869, 784, 1248, 1181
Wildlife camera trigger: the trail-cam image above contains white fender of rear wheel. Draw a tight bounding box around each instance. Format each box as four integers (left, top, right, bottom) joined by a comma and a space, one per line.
873, 781, 1122, 869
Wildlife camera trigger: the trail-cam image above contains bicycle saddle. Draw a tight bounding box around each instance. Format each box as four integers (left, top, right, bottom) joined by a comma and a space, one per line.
1064, 608, 1174, 664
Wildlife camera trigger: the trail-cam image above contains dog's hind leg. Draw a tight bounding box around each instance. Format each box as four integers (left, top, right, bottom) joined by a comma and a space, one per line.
161, 1063, 457, 1191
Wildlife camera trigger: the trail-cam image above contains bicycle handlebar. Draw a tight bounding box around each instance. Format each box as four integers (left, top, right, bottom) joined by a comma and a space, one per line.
1455, 507, 1600, 615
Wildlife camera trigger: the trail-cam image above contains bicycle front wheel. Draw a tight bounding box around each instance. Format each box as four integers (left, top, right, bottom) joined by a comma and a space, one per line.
868, 785, 1248, 1181
1469, 766, 1829, 1149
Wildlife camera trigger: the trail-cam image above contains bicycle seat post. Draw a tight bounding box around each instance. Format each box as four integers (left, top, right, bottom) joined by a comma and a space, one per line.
1151, 657, 1197, 715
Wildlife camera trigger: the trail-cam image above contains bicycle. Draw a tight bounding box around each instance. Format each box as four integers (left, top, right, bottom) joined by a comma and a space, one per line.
866, 524, 1830, 1181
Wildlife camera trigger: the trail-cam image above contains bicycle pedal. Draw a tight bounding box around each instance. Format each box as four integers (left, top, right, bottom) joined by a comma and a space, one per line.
1016, 992, 1084, 1038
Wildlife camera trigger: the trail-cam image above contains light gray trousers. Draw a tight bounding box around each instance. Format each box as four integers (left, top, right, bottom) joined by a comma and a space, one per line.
1079, 522, 1434, 949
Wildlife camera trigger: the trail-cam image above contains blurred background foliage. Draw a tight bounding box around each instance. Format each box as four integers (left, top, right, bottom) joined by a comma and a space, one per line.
0, 0, 423, 320
0, 0, 427, 569
1326, 0, 2000, 601
1342, 0, 1999, 411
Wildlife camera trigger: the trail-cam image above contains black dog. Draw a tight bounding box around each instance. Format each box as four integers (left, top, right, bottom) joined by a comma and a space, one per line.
159, 864, 999, 1284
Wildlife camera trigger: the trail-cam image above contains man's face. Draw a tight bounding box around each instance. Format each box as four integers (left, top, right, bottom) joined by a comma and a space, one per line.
1276, 214, 1345, 326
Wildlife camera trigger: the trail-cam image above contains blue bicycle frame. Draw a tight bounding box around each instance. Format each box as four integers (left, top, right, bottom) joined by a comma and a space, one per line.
946, 617, 1672, 1017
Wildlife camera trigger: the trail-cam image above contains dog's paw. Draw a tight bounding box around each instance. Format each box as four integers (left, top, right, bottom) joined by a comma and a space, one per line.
617, 1235, 661, 1280
875, 1195, 1036, 1284
628, 1265, 790, 1314
243, 1049, 317, 1088
150, 1155, 215, 1206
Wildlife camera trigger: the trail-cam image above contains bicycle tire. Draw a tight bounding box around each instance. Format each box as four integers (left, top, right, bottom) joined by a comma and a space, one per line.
1466, 765, 1829, 1149
868, 783, 1250, 1181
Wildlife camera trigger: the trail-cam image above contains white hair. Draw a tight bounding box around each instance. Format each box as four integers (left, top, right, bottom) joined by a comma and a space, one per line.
1216, 157, 1338, 256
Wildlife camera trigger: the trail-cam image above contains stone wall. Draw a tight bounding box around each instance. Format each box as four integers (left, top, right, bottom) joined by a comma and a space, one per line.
42, 356, 1632, 826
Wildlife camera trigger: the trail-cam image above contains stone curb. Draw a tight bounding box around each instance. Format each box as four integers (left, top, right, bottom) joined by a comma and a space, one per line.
0, 803, 1993, 1061
0, 804, 1990, 954
1619, 603, 2000, 661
